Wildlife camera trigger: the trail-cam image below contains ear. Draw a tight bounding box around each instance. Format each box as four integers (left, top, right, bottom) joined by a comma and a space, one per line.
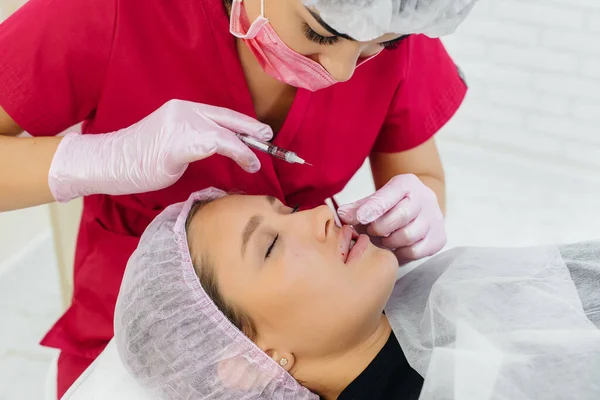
264, 348, 296, 373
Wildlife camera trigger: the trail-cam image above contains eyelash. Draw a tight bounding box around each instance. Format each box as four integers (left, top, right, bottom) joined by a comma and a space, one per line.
380, 35, 409, 51
265, 205, 300, 260
302, 23, 339, 46
302, 22, 407, 51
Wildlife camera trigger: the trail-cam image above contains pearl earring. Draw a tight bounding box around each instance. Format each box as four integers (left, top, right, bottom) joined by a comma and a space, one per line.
279, 358, 288, 367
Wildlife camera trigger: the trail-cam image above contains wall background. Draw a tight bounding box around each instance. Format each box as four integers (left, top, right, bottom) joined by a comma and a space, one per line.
1, 0, 599, 398
440, 0, 600, 171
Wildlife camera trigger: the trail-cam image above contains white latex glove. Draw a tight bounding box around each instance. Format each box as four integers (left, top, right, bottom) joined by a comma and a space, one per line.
338, 174, 446, 263
49, 99, 272, 202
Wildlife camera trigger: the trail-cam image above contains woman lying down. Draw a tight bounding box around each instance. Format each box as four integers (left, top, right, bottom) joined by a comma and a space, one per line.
114, 188, 600, 400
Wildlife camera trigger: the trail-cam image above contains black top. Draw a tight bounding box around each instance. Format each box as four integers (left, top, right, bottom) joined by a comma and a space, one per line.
337, 330, 423, 400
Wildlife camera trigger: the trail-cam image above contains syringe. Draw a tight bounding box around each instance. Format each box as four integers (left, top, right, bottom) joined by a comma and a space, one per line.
236, 133, 313, 166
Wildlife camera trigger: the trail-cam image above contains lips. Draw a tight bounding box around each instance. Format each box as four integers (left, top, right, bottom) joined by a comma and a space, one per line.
339, 225, 360, 263
346, 234, 369, 264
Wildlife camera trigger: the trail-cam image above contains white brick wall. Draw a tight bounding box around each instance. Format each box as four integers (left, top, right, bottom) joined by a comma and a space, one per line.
441, 0, 600, 171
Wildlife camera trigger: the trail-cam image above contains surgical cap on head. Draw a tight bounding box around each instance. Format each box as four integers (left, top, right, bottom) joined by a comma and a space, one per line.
114, 188, 318, 400
303, 0, 478, 41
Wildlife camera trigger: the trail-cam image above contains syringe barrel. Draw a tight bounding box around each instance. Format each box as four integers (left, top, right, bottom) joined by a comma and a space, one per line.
236, 133, 299, 164
266, 145, 288, 161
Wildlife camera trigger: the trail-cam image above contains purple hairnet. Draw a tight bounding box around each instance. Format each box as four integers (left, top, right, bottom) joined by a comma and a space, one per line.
114, 188, 318, 399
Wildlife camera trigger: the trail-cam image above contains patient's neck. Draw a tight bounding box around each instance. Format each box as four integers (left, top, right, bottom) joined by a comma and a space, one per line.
296, 315, 392, 400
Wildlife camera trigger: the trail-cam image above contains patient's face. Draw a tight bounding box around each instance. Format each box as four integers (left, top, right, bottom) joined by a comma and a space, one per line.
188, 195, 397, 359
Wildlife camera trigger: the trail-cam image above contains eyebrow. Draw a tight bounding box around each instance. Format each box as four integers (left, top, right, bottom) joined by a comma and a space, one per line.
240, 196, 278, 257
305, 8, 356, 41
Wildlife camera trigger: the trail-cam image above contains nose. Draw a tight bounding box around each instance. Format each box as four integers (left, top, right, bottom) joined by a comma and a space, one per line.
320, 59, 356, 82
318, 42, 381, 82
318, 42, 363, 82
310, 205, 336, 242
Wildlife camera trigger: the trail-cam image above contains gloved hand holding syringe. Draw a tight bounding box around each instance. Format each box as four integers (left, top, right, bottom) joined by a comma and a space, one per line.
236, 133, 312, 166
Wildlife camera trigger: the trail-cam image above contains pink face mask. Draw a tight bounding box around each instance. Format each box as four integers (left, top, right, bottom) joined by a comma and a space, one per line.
230, 0, 380, 92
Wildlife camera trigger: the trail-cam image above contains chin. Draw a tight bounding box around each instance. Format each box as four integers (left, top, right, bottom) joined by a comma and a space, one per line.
369, 245, 398, 271
373, 246, 398, 269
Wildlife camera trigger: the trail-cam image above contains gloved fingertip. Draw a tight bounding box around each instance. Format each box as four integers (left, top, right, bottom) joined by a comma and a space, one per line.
357, 209, 377, 225
337, 202, 357, 213
258, 126, 273, 140
337, 207, 356, 223
336, 207, 350, 218
247, 162, 261, 173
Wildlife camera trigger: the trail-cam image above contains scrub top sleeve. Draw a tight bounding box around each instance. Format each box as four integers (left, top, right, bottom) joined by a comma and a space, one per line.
372, 36, 467, 153
0, 0, 116, 136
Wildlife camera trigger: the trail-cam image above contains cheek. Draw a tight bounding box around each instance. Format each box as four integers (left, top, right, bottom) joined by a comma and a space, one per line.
250, 244, 323, 304
262, 244, 340, 310
282, 241, 341, 281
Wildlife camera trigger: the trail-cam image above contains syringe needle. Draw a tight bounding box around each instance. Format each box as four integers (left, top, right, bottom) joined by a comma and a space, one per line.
289, 153, 313, 166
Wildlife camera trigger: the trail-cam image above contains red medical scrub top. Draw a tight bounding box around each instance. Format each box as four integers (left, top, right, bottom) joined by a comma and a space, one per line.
0, 0, 466, 384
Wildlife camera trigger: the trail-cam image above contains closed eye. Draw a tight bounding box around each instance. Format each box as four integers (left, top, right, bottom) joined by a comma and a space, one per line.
303, 22, 408, 51
265, 205, 300, 260
302, 22, 340, 46
380, 35, 410, 50
265, 234, 279, 260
